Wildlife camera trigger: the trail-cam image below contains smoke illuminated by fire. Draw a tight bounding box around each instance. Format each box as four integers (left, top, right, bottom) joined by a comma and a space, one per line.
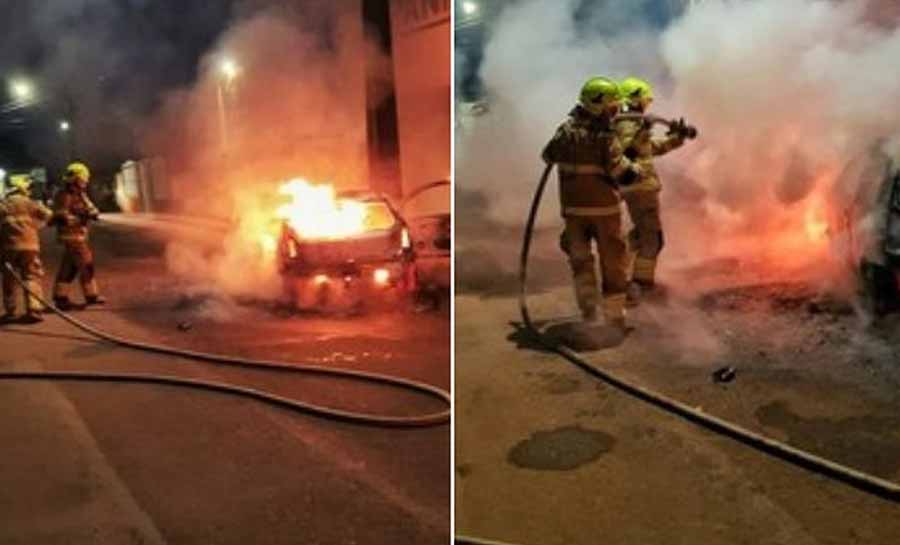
457, 0, 900, 288
144, 3, 392, 299
275, 178, 368, 240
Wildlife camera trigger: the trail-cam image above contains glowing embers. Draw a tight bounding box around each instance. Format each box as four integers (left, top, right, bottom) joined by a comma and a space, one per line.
276, 179, 368, 240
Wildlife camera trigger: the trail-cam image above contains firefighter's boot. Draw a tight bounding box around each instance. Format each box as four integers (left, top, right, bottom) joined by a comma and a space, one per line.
22, 311, 44, 324
23, 279, 46, 322
603, 293, 631, 333
53, 291, 74, 311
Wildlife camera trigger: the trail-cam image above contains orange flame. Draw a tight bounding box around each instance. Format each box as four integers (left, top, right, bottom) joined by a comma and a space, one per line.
804, 203, 829, 243
275, 178, 367, 240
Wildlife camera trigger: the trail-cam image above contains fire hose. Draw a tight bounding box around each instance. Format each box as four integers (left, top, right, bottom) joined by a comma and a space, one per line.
513, 159, 900, 503
0, 262, 450, 428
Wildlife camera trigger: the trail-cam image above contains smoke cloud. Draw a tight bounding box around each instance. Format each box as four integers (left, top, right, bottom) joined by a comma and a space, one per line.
457, 0, 900, 288
141, 1, 392, 298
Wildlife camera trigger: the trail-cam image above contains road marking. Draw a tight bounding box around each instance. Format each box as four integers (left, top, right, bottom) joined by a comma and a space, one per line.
248, 393, 448, 533
2, 359, 169, 545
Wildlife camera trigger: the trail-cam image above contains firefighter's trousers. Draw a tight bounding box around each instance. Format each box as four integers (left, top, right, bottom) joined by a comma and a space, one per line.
623, 190, 663, 286
563, 214, 629, 322
2, 250, 46, 315
54, 240, 100, 301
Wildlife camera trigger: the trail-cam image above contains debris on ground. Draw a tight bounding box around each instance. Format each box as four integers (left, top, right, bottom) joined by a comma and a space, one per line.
712, 366, 737, 383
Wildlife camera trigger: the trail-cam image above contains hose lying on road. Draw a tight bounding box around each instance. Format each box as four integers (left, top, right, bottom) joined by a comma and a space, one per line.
1, 263, 450, 428
516, 163, 900, 502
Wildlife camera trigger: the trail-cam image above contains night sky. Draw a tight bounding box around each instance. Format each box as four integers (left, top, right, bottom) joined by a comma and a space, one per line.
0, 0, 238, 174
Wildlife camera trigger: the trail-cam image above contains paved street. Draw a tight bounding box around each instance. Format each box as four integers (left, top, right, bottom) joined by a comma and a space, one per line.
455, 233, 900, 545
0, 217, 450, 545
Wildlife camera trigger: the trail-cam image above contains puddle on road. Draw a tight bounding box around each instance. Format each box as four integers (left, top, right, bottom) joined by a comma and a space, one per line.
508, 425, 616, 471
756, 400, 900, 477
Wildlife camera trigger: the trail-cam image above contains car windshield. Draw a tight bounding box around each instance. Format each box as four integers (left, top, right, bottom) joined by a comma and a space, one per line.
358, 201, 397, 231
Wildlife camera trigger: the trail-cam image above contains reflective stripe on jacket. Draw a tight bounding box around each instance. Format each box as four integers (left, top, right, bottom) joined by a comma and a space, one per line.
542, 106, 634, 217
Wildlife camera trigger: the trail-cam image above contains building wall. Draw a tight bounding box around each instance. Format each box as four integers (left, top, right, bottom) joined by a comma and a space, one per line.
389, 0, 451, 216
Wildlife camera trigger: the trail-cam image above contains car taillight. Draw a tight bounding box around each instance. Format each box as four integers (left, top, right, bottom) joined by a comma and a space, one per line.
373, 268, 390, 285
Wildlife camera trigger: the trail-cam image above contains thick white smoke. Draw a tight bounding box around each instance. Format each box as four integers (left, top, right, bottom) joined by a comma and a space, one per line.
142, 2, 391, 299
458, 0, 900, 284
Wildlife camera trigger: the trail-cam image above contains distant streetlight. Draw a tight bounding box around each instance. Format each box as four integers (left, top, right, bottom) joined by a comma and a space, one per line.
462, 1, 478, 15
217, 57, 240, 153
9, 78, 34, 101
220, 58, 239, 82
59, 120, 71, 131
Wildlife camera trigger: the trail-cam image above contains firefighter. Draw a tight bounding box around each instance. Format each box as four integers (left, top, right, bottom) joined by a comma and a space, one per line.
616, 77, 691, 302
0, 175, 53, 322
542, 77, 642, 330
52, 162, 105, 310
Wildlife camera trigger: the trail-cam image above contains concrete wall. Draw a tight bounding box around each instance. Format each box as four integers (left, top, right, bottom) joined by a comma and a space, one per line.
389, 0, 451, 216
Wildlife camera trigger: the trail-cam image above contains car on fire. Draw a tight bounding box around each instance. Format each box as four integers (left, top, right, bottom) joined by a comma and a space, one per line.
276, 189, 417, 311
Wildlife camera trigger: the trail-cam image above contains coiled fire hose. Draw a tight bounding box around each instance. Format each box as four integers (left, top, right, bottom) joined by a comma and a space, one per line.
515, 162, 900, 502
0, 263, 450, 428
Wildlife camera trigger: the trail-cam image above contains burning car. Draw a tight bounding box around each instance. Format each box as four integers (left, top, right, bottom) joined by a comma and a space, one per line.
275, 181, 416, 312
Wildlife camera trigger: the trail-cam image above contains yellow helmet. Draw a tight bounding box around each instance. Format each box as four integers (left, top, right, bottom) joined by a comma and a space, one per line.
580, 76, 621, 116
619, 77, 654, 110
8, 174, 32, 194
65, 162, 91, 184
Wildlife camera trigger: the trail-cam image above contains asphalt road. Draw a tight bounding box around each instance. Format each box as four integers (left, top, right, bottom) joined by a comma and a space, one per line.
455, 239, 900, 545
0, 217, 450, 545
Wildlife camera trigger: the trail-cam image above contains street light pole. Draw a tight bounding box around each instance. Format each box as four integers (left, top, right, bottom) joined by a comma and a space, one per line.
217, 81, 228, 152
217, 58, 239, 157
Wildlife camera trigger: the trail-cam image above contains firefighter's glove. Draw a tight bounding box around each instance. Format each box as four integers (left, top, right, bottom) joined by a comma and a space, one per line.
77, 212, 99, 225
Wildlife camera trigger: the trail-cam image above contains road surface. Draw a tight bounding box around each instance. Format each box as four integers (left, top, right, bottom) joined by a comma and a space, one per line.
456, 232, 900, 545
1, 215, 450, 545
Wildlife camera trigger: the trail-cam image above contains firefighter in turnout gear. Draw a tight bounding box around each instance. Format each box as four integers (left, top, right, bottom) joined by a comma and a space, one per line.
542, 77, 642, 330
0, 175, 54, 322
52, 162, 105, 310
616, 77, 691, 301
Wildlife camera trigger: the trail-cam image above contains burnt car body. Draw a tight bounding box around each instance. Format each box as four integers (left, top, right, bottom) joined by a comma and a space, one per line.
834, 148, 900, 314
277, 190, 416, 311
402, 179, 451, 299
